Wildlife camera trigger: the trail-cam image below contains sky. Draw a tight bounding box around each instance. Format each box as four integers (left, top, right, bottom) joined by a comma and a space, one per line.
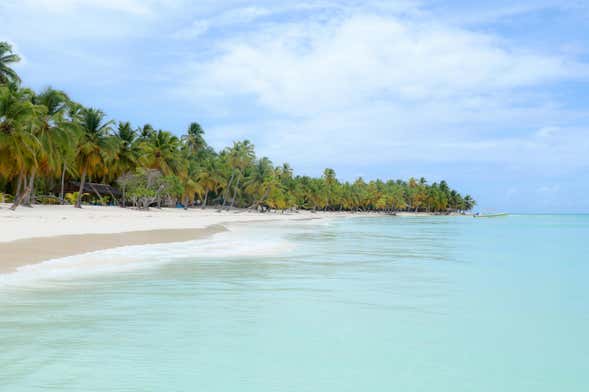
1, 0, 588, 212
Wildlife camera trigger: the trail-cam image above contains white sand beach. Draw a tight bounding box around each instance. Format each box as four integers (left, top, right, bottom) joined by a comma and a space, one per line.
0, 204, 459, 274
0, 205, 335, 273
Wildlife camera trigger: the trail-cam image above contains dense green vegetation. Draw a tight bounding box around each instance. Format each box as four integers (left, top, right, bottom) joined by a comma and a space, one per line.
0, 42, 475, 212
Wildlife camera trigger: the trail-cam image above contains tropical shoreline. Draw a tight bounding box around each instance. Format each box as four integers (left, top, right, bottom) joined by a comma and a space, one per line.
0, 204, 468, 275
0, 204, 324, 274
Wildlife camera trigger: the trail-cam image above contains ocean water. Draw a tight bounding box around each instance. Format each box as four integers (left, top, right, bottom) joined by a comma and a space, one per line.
1, 215, 588, 391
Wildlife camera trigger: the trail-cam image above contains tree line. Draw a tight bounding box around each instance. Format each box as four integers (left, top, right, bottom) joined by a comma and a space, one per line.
0, 42, 475, 212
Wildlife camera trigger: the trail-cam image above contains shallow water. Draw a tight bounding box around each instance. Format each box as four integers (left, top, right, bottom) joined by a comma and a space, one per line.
1, 215, 588, 391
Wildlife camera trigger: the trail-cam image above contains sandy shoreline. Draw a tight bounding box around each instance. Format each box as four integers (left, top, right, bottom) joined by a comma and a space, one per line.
0, 204, 463, 275
0, 205, 331, 274
0, 226, 229, 274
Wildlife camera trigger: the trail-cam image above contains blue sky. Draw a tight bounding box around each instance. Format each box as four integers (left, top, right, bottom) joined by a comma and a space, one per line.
1, 0, 588, 212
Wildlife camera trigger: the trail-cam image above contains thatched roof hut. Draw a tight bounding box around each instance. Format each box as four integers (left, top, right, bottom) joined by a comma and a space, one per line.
65, 182, 122, 197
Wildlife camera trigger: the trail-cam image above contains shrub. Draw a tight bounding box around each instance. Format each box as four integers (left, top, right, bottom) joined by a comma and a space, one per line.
65, 192, 89, 205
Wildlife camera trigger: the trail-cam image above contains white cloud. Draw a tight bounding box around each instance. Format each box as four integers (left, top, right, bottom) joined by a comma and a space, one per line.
0, 0, 164, 44
173, 20, 211, 39
181, 14, 584, 116
536, 126, 560, 138
172, 6, 275, 40
172, 9, 588, 175
17, 0, 155, 15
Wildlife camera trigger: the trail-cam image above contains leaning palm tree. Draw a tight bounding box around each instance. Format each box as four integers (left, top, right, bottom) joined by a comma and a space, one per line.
196, 157, 222, 208
0, 42, 21, 85
73, 108, 115, 208
0, 84, 42, 210
245, 157, 277, 209
222, 140, 255, 209
25, 87, 72, 205
177, 158, 204, 208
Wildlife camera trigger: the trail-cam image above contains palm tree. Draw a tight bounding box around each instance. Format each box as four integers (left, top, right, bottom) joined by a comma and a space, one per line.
141, 130, 181, 176
112, 122, 140, 178
177, 159, 203, 208
222, 140, 255, 209
109, 122, 141, 206
464, 195, 476, 211
196, 158, 222, 208
25, 88, 73, 205
245, 157, 277, 209
0, 85, 42, 209
0, 42, 21, 85
278, 163, 293, 180
73, 108, 115, 208
182, 122, 206, 156
137, 123, 155, 140
322, 168, 337, 210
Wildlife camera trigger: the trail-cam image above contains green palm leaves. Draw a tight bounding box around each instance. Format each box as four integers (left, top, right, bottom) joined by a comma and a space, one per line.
73, 108, 115, 207
182, 122, 206, 156
141, 129, 181, 176
0, 42, 21, 85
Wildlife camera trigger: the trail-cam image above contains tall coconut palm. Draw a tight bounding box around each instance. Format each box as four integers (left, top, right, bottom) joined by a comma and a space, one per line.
177, 159, 204, 208
196, 158, 222, 208
222, 140, 255, 209
73, 108, 115, 208
245, 157, 277, 209
182, 122, 206, 156
0, 85, 42, 209
54, 100, 85, 202
322, 168, 337, 210
25, 88, 72, 205
278, 163, 293, 180
464, 195, 476, 211
0, 42, 21, 85
137, 123, 155, 140
111, 121, 140, 179
140, 129, 181, 176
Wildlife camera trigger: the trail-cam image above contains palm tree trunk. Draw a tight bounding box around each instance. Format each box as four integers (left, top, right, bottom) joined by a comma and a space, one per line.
60, 162, 66, 204
229, 175, 241, 210
14, 171, 23, 199
122, 185, 126, 208
88, 183, 104, 205
249, 187, 270, 210
202, 191, 208, 209
221, 172, 235, 209
10, 171, 28, 211
24, 169, 36, 207
10, 185, 31, 211
75, 168, 87, 208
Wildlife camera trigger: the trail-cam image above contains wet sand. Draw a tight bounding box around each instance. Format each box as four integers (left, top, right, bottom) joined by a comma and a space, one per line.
0, 225, 226, 274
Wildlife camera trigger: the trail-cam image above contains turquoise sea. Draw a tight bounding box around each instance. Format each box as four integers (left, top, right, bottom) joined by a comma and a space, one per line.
1, 215, 588, 391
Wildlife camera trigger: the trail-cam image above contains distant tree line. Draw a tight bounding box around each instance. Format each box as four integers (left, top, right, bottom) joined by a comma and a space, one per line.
0, 42, 475, 212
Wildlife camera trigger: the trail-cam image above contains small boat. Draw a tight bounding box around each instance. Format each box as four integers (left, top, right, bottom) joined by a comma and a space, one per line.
473, 212, 508, 218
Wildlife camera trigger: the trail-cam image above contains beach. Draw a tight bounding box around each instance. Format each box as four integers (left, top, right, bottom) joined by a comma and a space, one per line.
0, 205, 341, 274
0, 205, 468, 275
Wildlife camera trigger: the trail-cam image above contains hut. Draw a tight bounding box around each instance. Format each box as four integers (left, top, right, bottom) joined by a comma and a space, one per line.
63, 182, 122, 203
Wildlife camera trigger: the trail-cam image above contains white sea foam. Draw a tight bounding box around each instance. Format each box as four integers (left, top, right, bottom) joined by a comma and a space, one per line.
0, 223, 296, 288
